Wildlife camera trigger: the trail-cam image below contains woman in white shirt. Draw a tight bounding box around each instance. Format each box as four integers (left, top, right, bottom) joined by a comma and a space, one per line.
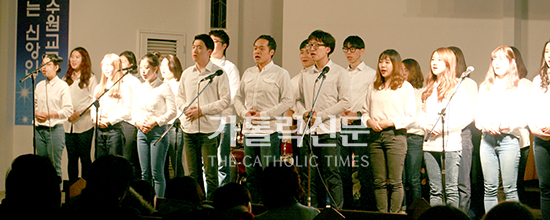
92, 53, 131, 158
133, 52, 177, 197
160, 54, 186, 178
475, 46, 528, 212
63, 47, 97, 182
361, 49, 416, 213
420, 48, 470, 207
529, 40, 550, 220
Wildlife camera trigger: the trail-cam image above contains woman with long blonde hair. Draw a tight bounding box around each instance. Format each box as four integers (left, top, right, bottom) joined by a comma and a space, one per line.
91, 53, 131, 158
475, 46, 528, 212
420, 48, 470, 207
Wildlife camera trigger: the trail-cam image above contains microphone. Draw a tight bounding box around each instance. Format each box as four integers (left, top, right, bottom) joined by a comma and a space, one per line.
50, 57, 63, 63
199, 69, 224, 83
117, 65, 137, 72
461, 66, 474, 78
315, 66, 330, 82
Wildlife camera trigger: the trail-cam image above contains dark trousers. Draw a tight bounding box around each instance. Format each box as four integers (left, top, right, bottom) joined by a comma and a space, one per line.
340, 121, 375, 211
96, 123, 124, 158
65, 128, 94, 181
299, 133, 344, 209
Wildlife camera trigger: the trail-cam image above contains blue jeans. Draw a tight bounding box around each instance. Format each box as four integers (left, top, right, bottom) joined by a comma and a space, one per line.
167, 125, 185, 177
243, 132, 281, 204
534, 137, 550, 220
424, 151, 461, 207
137, 125, 169, 197
403, 134, 424, 207
184, 132, 219, 200
218, 123, 233, 185
96, 123, 124, 158
480, 133, 520, 212
66, 128, 94, 181
35, 124, 65, 177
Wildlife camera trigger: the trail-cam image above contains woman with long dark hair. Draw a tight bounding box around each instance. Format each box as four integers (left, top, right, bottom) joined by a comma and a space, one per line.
63, 47, 97, 181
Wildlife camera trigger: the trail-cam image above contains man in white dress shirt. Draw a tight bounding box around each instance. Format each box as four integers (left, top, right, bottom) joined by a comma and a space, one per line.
295, 30, 351, 209
339, 35, 377, 210
234, 35, 294, 204
209, 30, 241, 186
176, 34, 231, 200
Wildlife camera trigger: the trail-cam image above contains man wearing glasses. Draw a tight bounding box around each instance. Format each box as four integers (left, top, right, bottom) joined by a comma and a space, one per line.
295, 30, 350, 209
339, 35, 377, 210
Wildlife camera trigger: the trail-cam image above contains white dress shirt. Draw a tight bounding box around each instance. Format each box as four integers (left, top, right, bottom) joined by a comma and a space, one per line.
347, 62, 376, 113
234, 61, 294, 135
165, 78, 182, 125
91, 79, 132, 125
176, 61, 231, 134
35, 76, 73, 127
518, 78, 532, 148
132, 77, 177, 127
419, 83, 470, 152
529, 75, 550, 136
361, 82, 416, 130
407, 87, 426, 136
63, 73, 97, 133
475, 79, 529, 138
295, 60, 351, 134
212, 56, 240, 121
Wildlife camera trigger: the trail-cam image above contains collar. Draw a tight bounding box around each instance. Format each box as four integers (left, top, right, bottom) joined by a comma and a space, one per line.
194, 60, 214, 73
46, 75, 61, 85
256, 60, 274, 72
348, 61, 367, 71
313, 60, 333, 73
146, 76, 163, 88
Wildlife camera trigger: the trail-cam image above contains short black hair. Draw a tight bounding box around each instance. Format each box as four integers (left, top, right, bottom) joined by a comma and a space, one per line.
343, 35, 365, 49
255, 35, 277, 56
43, 54, 63, 73
209, 30, 230, 56
299, 39, 308, 50
308, 30, 336, 56
194, 34, 215, 51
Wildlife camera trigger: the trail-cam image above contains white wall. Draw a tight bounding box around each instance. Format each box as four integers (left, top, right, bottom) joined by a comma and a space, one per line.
281, 0, 550, 83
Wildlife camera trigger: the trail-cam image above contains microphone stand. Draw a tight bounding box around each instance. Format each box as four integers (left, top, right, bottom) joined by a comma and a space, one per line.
155, 77, 215, 146
80, 70, 131, 155
299, 72, 335, 207
21, 62, 47, 154
425, 74, 468, 204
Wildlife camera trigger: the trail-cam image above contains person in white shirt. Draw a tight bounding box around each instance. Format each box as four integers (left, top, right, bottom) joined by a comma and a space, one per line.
361, 49, 415, 213
511, 46, 531, 203
119, 50, 143, 179
339, 35, 377, 210
160, 54, 186, 178
401, 58, 425, 210
176, 34, 231, 200
295, 30, 350, 209
35, 54, 73, 178
63, 47, 97, 182
529, 39, 550, 220
209, 30, 241, 186
447, 46, 477, 213
420, 48, 471, 207
234, 35, 294, 204
133, 52, 177, 197
475, 46, 528, 212
92, 53, 131, 158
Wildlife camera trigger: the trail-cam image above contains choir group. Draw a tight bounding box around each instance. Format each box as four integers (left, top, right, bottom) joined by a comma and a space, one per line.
33, 29, 550, 218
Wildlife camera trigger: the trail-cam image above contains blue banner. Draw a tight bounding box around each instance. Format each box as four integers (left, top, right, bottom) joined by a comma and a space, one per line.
15, 0, 70, 125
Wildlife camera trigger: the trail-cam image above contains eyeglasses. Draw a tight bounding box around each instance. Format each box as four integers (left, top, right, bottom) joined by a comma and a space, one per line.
342, 47, 357, 53
306, 43, 327, 51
